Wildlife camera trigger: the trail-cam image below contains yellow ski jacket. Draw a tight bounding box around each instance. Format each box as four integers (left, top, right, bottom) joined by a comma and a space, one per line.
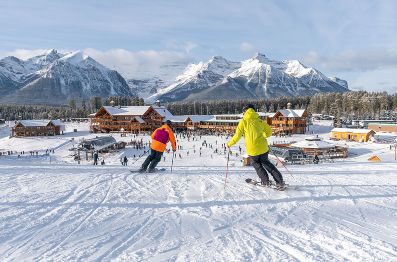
227, 108, 272, 156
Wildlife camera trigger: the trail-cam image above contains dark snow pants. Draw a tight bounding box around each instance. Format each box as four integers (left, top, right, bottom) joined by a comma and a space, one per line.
250, 152, 284, 185
141, 149, 163, 171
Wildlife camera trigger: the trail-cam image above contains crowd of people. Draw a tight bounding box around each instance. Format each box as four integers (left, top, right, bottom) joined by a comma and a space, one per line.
0, 149, 55, 158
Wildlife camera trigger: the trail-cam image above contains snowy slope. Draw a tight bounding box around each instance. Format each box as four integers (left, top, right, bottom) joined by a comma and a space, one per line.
127, 77, 166, 99
0, 121, 396, 261
0, 49, 134, 105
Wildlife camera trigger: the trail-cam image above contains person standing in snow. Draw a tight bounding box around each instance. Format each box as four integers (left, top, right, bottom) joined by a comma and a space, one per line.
227, 104, 285, 189
123, 156, 128, 166
313, 154, 319, 164
139, 120, 176, 173
93, 151, 99, 165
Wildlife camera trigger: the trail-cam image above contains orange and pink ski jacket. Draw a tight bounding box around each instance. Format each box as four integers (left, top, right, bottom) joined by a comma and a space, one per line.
150, 124, 176, 152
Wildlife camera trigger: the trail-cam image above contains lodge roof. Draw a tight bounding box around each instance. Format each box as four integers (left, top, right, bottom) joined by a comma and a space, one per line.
168, 115, 190, 123
290, 139, 335, 149
13, 119, 64, 128
102, 106, 151, 116
152, 106, 174, 120
80, 136, 117, 151
167, 115, 214, 123
277, 109, 306, 117
331, 128, 375, 134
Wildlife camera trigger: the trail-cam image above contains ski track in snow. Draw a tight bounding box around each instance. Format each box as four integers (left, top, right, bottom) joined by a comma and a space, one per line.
0, 164, 396, 261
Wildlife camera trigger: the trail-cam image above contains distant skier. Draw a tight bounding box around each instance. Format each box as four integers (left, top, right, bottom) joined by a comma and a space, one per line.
123, 156, 128, 166
139, 120, 176, 173
313, 154, 319, 164
93, 151, 98, 165
227, 104, 285, 189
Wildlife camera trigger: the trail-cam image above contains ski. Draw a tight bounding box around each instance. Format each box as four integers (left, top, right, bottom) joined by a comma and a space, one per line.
130, 168, 167, 173
245, 178, 288, 191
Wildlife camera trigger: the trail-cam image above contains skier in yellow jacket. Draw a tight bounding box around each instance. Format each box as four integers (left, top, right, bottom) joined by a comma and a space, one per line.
227, 104, 285, 189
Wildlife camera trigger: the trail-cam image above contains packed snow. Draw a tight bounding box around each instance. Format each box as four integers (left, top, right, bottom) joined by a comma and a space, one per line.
0, 121, 396, 261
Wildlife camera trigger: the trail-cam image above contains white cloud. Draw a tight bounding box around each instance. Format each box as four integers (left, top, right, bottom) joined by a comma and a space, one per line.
303, 49, 397, 72
347, 67, 397, 94
0, 48, 191, 81
165, 40, 198, 54
240, 42, 256, 53
84, 48, 190, 80
0, 49, 53, 60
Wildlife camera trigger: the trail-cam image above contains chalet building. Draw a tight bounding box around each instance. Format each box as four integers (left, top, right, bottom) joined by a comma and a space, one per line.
185, 114, 273, 133
90, 105, 174, 133
353, 119, 397, 129
89, 102, 307, 135
195, 115, 243, 133
80, 136, 126, 153
11, 120, 65, 137
168, 115, 208, 131
368, 123, 397, 133
271, 103, 308, 135
330, 128, 375, 142
290, 137, 348, 158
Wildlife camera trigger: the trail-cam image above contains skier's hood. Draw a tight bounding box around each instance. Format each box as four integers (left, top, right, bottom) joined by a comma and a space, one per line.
243, 108, 259, 120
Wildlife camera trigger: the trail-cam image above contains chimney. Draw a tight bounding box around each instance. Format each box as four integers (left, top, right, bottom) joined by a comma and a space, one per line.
155, 100, 161, 107
287, 102, 292, 109
110, 100, 115, 107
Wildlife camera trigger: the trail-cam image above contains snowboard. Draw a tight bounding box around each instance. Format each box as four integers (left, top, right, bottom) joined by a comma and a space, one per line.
245, 178, 288, 191
130, 168, 167, 173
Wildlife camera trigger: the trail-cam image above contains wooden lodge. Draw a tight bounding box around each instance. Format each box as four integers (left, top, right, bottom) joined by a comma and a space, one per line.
90, 105, 174, 133
290, 137, 348, 158
11, 120, 65, 137
368, 123, 397, 134
271, 103, 308, 135
330, 128, 375, 142
89, 102, 308, 135
195, 115, 240, 133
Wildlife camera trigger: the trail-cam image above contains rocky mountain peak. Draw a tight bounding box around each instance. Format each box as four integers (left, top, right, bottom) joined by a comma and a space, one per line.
0, 49, 134, 105
147, 53, 349, 103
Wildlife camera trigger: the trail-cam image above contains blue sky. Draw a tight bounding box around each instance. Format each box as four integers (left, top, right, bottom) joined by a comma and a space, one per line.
0, 0, 396, 93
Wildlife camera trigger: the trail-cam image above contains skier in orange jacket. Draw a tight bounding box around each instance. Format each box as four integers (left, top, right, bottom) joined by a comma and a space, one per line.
139, 120, 176, 173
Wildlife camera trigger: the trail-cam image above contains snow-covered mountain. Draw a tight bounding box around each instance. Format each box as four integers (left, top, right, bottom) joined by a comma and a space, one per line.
147, 53, 349, 102
0, 49, 134, 105
127, 77, 166, 100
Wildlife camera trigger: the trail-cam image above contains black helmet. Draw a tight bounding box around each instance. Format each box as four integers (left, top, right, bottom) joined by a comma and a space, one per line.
242, 104, 255, 113
165, 120, 172, 127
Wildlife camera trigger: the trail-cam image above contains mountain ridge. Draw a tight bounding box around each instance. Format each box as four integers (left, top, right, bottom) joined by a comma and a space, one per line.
0, 49, 134, 105
145, 53, 349, 103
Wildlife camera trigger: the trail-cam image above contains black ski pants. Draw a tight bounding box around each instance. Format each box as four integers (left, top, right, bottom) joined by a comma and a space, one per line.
141, 149, 163, 171
250, 152, 284, 185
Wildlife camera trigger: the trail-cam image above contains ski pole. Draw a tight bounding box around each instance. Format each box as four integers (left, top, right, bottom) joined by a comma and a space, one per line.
171, 151, 175, 173
270, 148, 295, 180
224, 150, 230, 187
131, 149, 148, 165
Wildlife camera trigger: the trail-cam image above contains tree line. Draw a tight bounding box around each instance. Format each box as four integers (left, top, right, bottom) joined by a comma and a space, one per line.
166, 96, 311, 115
307, 91, 397, 120
1, 91, 397, 121
167, 92, 397, 120
0, 96, 144, 121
